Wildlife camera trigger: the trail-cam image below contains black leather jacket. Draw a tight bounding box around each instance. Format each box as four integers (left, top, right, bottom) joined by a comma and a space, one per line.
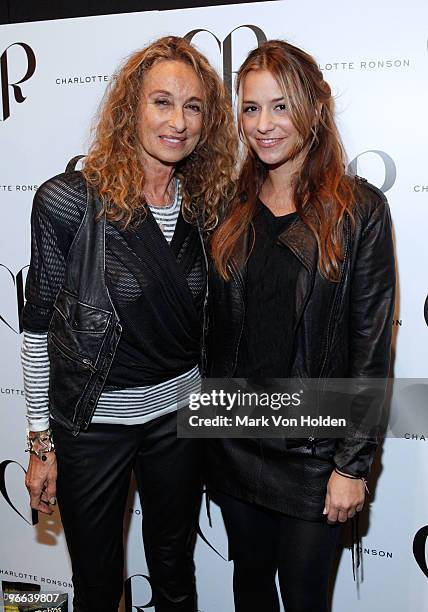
44, 182, 207, 435
47, 186, 122, 434
46, 181, 209, 436
206, 178, 396, 479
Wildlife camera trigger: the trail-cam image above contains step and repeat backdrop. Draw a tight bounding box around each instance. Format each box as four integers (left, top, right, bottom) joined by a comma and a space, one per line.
1, 1, 428, 610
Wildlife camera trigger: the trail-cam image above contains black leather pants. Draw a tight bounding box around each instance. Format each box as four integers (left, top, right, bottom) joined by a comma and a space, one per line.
51, 411, 202, 612
215, 490, 342, 612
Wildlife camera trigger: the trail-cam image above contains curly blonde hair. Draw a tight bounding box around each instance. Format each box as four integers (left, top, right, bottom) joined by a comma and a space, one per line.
83, 36, 237, 229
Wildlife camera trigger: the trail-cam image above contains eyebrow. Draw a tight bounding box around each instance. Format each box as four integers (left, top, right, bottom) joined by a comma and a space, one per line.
243, 96, 285, 104
148, 89, 203, 103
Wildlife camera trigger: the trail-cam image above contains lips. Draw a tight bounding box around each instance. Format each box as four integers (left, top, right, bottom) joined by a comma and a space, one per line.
159, 135, 187, 146
256, 138, 284, 148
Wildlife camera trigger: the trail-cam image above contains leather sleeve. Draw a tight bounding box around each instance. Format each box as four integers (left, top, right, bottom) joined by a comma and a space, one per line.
333, 183, 396, 477
22, 172, 86, 332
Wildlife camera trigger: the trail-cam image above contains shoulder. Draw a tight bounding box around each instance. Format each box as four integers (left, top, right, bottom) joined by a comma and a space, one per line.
36, 170, 87, 203
33, 170, 87, 224
350, 176, 391, 229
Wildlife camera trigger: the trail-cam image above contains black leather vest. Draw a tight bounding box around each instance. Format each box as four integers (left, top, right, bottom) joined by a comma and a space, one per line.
47, 186, 122, 434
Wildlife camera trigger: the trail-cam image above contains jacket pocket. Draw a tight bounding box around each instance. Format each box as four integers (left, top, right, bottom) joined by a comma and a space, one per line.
53, 287, 111, 334
48, 332, 96, 372
47, 337, 93, 423
48, 288, 111, 367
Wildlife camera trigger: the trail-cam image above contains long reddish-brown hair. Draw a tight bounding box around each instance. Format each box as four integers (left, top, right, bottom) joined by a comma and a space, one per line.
83, 36, 237, 229
211, 40, 357, 280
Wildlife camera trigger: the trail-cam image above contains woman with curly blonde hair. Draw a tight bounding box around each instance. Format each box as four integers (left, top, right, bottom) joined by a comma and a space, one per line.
22, 36, 237, 612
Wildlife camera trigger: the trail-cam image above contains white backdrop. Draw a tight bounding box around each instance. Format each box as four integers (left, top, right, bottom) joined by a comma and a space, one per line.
1, 1, 428, 610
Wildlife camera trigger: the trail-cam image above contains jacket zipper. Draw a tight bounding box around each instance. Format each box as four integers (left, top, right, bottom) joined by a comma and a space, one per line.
49, 332, 96, 373
197, 221, 209, 376
229, 261, 246, 375
319, 221, 351, 378
309, 222, 351, 452
76, 210, 123, 431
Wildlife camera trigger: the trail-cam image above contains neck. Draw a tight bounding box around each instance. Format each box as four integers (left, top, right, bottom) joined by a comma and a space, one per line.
141, 153, 176, 204
265, 170, 293, 199
260, 155, 303, 215
266, 152, 303, 192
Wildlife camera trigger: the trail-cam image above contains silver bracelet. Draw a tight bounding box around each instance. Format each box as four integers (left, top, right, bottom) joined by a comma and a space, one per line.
26, 428, 55, 462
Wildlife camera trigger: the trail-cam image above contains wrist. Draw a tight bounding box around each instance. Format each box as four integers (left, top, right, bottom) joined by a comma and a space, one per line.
334, 468, 369, 493
334, 467, 360, 479
26, 428, 55, 462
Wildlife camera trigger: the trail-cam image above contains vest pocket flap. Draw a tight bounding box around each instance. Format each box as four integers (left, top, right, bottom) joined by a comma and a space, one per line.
53, 288, 111, 333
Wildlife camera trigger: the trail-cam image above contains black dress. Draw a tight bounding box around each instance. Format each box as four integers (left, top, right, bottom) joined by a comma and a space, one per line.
207, 200, 335, 521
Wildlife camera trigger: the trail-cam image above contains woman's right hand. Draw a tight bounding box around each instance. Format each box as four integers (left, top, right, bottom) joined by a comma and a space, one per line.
25, 453, 58, 515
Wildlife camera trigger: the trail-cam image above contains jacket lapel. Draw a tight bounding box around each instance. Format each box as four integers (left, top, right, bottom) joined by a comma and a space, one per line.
229, 214, 319, 337
278, 215, 318, 333
277, 214, 318, 274
230, 222, 252, 293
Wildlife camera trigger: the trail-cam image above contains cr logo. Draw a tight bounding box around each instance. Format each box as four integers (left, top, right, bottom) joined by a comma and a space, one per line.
424, 296, 428, 328
185, 25, 267, 97
124, 574, 204, 611
348, 150, 397, 193
0, 460, 38, 525
0, 264, 29, 334
1, 43, 36, 121
124, 574, 154, 611
413, 525, 428, 579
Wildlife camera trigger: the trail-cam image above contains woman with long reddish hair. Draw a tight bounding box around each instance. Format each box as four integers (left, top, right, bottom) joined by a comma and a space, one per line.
22, 36, 236, 612
206, 40, 395, 611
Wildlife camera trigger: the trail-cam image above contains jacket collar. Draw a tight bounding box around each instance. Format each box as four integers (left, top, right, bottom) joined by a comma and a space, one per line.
277, 213, 318, 274
231, 211, 319, 275
229, 211, 319, 339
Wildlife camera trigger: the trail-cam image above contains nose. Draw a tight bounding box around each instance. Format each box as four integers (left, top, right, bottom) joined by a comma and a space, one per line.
169, 105, 186, 133
256, 107, 274, 134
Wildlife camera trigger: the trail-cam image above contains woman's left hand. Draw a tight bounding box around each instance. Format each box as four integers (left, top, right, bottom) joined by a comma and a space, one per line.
323, 470, 365, 523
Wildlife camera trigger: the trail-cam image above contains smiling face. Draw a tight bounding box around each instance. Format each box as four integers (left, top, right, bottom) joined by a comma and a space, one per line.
241, 69, 303, 171
137, 60, 204, 168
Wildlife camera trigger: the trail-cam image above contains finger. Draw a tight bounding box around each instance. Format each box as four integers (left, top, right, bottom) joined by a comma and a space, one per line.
29, 482, 45, 508
42, 494, 57, 507
45, 479, 57, 505
29, 492, 42, 510
36, 500, 53, 515
29, 484, 43, 501
36, 488, 53, 514
323, 492, 330, 516
338, 509, 348, 523
327, 507, 339, 523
